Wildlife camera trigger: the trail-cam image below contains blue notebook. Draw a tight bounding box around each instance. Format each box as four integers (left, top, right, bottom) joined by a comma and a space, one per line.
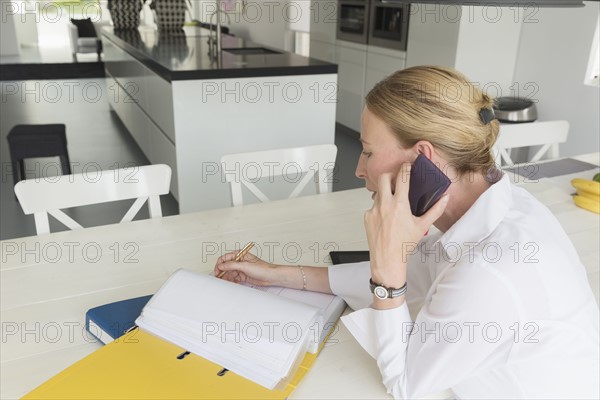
85, 295, 153, 344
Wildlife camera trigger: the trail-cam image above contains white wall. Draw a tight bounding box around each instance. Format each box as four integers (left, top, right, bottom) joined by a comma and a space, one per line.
405, 5, 460, 68
406, 2, 599, 157
406, 5, 522, 94
454, 6, 522, 95
512, 1, 600, 157
0, 0, 20, 56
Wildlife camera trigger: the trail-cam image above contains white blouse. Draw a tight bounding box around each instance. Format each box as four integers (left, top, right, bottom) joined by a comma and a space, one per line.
328, 174, 599, 399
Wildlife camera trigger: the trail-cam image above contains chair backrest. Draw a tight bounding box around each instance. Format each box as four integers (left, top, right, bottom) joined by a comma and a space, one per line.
221, 144, 337, 207
14, 164, 171, 235
493, 120, 570, 166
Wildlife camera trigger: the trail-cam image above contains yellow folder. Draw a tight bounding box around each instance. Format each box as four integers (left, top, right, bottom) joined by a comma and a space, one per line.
24, 328, 321, 399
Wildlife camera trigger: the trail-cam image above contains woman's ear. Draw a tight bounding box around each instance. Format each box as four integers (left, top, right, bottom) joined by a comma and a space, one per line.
414, 141, 435, 160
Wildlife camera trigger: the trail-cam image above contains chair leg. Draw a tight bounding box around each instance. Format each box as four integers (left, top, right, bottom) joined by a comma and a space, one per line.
12, 160, 21, 186
12, 161, 21, 200
72, 53, 78, 63
60, 155, 72, 175
18, 160, 26, 182
96, 40, 102, 62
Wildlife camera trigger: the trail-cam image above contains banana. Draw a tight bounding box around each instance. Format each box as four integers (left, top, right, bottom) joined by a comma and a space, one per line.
573, 194, 600, 214
576, 188, 600, 201
571, 178, 600, 196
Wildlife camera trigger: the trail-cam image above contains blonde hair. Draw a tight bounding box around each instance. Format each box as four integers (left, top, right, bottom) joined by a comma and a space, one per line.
365, 65, 499, 175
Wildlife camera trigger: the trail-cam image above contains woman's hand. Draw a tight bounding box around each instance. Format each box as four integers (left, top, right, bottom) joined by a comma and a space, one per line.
365, 163, 449, 297
214, 251, 280, 286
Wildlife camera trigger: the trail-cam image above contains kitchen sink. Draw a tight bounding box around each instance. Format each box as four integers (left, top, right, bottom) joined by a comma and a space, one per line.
223, 47, 281, 55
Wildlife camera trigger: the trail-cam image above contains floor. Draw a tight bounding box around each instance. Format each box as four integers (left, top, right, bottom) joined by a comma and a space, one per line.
0, 77, 180, 240
0, 15, 364, 240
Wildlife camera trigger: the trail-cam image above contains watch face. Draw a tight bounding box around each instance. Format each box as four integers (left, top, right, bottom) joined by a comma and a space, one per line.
374, 286, 388, 300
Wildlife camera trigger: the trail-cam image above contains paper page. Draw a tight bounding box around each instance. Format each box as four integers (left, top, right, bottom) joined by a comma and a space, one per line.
135, 269, 322, 389
245, 284, 347, 352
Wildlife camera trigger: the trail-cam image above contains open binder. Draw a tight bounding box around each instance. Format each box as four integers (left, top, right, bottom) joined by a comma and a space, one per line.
23, 328, 325, 399
25, 269, 346, 399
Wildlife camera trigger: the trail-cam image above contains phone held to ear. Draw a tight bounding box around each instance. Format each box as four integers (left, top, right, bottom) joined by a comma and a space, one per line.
408, 154, 451, 217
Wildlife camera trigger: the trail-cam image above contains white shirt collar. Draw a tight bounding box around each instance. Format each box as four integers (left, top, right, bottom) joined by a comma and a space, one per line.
437, 173, 512, 252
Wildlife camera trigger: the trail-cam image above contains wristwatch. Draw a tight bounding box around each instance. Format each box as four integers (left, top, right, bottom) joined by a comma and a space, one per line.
369, 278, 407, 300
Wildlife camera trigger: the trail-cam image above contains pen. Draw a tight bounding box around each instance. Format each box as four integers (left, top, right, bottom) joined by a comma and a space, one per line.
217, 242, 255, 278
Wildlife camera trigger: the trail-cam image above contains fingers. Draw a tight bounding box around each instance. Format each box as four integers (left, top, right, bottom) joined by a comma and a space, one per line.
215, 250, 240, 266
375, 173, 392, 205
214, 250, 248, 278
213, 244, 265, 284
215, 248, 258, 268
367, 161, 447, 231
373, 164, 411, 203
394, 163, 411, 203
215, 259, 245, 280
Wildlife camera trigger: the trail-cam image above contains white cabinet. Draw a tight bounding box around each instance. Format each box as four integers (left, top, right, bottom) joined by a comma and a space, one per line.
106, 72, 179, 201
309, 0, 338, 44
364, 46, 406, 96
308, 1, 407, 132
145, 73, 175, 143
103, 32, 336, 213
308, 1, 337, 64
149, 120, 178, 200
103, 37, 179, 200
309, 39, 336, 63
335, 40, 368, 132
334, 41, 406, 132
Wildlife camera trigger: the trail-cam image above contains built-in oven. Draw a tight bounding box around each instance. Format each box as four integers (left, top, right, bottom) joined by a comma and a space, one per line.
368, 0, 410, 51
337, 0, 370, 44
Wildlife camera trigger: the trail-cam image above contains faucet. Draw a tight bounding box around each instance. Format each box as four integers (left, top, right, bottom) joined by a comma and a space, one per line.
208, 1, 228, 58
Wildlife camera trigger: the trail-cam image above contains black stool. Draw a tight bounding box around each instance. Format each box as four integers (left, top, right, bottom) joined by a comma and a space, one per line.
7, 124, 72, 185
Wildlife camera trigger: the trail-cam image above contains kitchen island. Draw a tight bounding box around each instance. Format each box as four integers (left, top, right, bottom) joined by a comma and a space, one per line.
101, 27, 337, 213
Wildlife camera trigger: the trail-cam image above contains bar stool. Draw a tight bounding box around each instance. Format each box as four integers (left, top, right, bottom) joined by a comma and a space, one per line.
7, 124, 72, 186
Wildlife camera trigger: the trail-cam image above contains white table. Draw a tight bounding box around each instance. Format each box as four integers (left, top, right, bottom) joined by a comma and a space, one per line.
1, 154, 598, 399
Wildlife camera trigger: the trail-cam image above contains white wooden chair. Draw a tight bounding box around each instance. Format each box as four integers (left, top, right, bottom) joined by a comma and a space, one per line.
14, 164, 171, 235
221, 144, 337, 206
493, 120, 570, 167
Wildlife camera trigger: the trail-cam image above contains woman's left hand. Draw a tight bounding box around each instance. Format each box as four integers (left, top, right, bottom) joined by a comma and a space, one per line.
365, 163, 449, 293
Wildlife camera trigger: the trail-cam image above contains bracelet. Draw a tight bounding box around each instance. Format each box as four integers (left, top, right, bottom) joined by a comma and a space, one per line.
298, 265, 307, 290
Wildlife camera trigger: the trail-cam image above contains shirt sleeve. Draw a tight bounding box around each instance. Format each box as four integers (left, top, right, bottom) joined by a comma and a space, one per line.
328, 261, 372, 310
341, 260, 521, 399
328, 250, 435, 314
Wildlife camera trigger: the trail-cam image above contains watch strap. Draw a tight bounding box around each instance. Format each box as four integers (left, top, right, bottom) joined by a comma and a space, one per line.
369, 278, 407, 298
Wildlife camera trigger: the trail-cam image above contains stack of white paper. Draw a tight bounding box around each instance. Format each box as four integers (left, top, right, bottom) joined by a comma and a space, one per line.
136, 269, 335, 390
245, 283, 347, 353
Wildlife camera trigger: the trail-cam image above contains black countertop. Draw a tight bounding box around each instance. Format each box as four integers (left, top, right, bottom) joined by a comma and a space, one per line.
102, 26, 337, 82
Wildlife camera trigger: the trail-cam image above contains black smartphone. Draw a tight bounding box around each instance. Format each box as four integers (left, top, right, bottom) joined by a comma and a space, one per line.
408, 154, 451, 217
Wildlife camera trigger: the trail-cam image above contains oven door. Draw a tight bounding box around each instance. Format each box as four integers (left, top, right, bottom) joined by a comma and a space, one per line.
337, 0, 370, 44
368, 1, 409, 50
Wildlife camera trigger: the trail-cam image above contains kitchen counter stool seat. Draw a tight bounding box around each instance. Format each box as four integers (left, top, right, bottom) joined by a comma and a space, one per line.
6, 124, 71, 185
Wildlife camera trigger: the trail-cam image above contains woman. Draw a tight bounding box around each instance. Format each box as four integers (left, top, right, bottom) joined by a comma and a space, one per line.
215, 66, 599, 398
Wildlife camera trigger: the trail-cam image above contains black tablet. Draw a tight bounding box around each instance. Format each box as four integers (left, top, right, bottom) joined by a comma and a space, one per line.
329, 251, 370, 265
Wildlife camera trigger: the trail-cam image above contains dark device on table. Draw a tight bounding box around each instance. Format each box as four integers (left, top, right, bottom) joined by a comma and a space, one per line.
329, 251, 370, 265
408, 154, 452, 217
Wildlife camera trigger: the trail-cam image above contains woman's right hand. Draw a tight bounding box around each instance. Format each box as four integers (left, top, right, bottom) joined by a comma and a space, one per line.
214, 251, 279, 286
